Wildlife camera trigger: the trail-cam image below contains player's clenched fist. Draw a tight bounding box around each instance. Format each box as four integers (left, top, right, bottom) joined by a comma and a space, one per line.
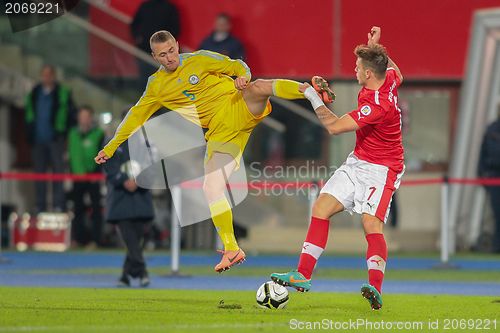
367, 26, 381, 46
234, 76, 248, 90
94, 150, 109, 164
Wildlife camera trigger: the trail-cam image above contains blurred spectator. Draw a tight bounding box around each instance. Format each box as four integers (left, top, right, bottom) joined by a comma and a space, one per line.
199, 13, 245, 60
387, 193, 399, 228
104, 133, 154, 287
68, 106, 105, 248
478, 110, 500, 253
388, 100, 409, 229
130, 0, 181, 84
25, 65, 74, 213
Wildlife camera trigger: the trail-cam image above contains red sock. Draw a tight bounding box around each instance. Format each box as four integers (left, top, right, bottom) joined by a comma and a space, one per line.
297, 216, 329, 279
366, 233, 387, 294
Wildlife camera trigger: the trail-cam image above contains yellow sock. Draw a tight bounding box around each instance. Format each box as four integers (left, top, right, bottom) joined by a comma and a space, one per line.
272, 79, 304, 99
209, 197, 239, 251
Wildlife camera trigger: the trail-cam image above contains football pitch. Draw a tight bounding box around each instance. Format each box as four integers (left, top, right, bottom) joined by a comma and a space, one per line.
0, 252, 499, 332
0, 287, 500, 332
0, 287, 498, 333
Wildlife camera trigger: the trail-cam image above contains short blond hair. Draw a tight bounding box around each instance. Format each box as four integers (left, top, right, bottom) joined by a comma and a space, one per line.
149, 30, 175, 48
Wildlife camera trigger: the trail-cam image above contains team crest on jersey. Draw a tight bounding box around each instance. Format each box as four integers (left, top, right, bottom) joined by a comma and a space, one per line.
189, 74, 200, 85
360, 105, 371, 116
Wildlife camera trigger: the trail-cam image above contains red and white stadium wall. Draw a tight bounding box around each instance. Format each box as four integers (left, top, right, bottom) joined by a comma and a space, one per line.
103, 0, 500, 80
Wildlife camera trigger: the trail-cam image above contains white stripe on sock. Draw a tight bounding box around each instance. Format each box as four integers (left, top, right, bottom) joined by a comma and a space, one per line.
367, 255, 386, 273
301, 242, 324, 260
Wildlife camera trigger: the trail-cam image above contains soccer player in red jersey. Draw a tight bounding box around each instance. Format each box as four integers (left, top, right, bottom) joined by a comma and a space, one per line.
271, 26, 404, 310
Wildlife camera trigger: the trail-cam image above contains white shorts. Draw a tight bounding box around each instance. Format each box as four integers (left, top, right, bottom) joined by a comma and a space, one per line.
320, 152, 404, 223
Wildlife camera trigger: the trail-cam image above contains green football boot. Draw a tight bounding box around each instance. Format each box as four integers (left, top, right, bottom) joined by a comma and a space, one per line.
270, 270, 311, 292
361, 283, 383, 310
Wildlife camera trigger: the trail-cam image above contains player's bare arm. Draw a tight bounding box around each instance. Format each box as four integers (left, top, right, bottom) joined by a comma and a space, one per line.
301, 83, 359, 135
387, 57, 403, 83
313, 105, 359, 135
368, 26, 403, 83
315, 106, 359, 135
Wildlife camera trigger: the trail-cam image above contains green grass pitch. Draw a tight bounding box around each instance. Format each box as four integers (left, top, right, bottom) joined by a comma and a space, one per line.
0, 287, 498, 333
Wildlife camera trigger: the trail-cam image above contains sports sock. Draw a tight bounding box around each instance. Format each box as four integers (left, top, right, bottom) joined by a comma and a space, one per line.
272, 79, 304, 99
209, 197, 239, 251
297, 216, 330, 279
366, 233, 387, 294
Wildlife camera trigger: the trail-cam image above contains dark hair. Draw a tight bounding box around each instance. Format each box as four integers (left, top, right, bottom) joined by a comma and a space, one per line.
79, 105, 95, 115
41, 64, 56, 74
217, 13, 231, 21
150, 30, 175, 47
354, 44, 388, 80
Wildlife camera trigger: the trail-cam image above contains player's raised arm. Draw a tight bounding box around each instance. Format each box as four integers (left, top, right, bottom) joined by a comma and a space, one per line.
95, 79, 161, 164
197, 50, 251, 89
367, 26, 403, 84
387, 57, 403, 84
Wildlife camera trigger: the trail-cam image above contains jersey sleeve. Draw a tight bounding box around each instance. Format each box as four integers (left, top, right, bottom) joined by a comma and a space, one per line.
196, 50, 251, 80
102, 76, 161, 158
348, 99, 385, 128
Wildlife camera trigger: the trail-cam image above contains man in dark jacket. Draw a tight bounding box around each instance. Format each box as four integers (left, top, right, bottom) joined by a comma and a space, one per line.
104, 139, 155, 286
68, 106, 105, 248
478, 112, 500, 253
25, 64, 74, 212
199, 13, 245, 61
130, 0, 181, 84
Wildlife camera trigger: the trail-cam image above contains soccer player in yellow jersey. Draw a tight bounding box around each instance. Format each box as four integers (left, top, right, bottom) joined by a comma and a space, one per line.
95, 30, 334, 272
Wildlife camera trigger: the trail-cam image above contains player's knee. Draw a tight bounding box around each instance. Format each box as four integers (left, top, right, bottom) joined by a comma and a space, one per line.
312, 200, 333, 219
202, 178, 225, 202
311, 193, 343, 219
362, 215, 384, 234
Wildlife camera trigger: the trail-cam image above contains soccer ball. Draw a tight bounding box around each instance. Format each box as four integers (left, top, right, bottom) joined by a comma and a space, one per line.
256, 281, 289, 309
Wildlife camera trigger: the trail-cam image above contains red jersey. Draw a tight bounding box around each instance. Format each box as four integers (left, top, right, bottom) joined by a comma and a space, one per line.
348, 68, 404, 172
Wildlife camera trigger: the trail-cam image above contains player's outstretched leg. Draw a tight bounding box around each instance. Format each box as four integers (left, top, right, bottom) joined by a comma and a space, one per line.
270, 215, 329, 292
204, 152, 246, 273
270, 217, 327, 292
242, 77, 334, 118
270, 194, 343, 292
272, 79, 305, 100
242, 79, 308, 117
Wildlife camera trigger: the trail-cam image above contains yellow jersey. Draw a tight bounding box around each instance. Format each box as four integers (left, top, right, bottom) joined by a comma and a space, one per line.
103, 50, 251, 158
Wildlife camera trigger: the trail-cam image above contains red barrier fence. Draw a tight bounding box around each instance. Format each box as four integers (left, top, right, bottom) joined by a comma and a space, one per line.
2, 172, 500, 186
0, 172, 104, 182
